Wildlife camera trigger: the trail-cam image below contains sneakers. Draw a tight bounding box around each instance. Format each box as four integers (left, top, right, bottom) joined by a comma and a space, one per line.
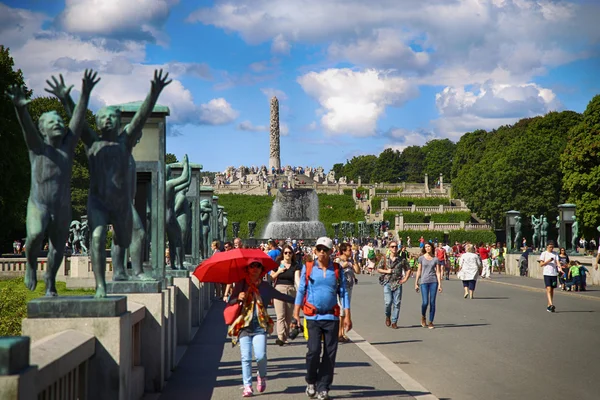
242, 385, 253, 397
257, 376, 267, 393
275, 339, 285, 346
421, 316, 427, 328
306, 384, 316, 398
317, 391, 330, 400
428, 322, 435, 329
547, 305, 556, 313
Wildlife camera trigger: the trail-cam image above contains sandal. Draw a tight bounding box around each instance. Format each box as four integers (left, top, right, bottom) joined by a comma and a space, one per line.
338, 336, 348, 343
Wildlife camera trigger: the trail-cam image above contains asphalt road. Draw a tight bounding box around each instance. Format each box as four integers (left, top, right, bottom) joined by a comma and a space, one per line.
159, 273, 600, 400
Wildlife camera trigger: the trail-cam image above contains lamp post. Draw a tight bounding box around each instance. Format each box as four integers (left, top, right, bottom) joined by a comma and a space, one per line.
558, 204, 576, 251
505, 210, 520, 252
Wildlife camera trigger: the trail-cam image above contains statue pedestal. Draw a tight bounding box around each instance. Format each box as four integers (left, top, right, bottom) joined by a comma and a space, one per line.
69, 256, 90, 278
23, 296, 131, 400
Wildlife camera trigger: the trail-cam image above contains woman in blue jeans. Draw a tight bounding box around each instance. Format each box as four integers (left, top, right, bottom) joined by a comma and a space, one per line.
228, 260, 295, 397
415, 243, 443, 329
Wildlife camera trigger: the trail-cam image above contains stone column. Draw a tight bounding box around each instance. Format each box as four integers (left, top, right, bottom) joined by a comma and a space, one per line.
424, 174, 429, 192
358, 176, 362, 186
352, 188, 357, 200
269, 97, 281, 171
440, 173, 444, 191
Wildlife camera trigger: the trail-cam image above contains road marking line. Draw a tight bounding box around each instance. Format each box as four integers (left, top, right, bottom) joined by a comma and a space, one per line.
346, 329, 439, 400
480, 278, 600, 301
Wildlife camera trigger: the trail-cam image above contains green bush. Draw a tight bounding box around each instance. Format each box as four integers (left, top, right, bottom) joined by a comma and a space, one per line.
371, 196, 450, 211
394, 230, 496, 245
318, 194, 366, 237
383, 212, 397, 229
216, 194, 274, 239
0, 278, 95, 336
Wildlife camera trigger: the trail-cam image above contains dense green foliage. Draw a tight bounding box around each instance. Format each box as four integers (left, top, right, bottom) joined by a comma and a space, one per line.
371, 196, 450, 212
0, 277, 94, 336
453, 111, 582, 230
165, 153, 178, 164
560, 95, 600, 232
0, 46, 31, 248
215, 194, 274, 239
395, 230, 496, 245
318, 195, 365, 237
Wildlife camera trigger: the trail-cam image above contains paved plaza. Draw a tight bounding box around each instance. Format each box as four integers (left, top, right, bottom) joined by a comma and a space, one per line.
159, 274, 600, 400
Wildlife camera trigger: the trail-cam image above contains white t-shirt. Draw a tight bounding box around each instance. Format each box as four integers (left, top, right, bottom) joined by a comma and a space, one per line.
538, 251, 559, 276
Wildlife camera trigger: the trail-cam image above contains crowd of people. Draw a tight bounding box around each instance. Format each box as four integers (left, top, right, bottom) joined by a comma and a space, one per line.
206, 234, 541, 399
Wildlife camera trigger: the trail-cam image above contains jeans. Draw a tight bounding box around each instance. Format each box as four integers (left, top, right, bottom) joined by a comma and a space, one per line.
239, 327, 267, 386
306, 319, 339, 392
420, 282, 439, 322
383, 284, 403, 324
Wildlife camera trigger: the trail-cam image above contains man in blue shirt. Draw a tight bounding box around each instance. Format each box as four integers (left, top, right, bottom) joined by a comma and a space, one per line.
294, 237, 352, 400
267, 239, 281, 262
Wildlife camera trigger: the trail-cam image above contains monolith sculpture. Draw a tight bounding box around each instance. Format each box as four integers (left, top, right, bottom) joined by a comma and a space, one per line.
269, 96, 281, 171
7, 70, 97, 296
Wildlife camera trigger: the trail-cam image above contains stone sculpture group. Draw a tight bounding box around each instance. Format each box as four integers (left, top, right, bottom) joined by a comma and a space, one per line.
8, 69, 171, 297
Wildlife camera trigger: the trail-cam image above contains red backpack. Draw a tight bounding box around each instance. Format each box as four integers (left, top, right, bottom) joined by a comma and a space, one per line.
302, 261, 341, 317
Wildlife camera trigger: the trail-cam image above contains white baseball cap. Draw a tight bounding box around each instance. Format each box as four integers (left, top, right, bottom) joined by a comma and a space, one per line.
315, 237, 333, 250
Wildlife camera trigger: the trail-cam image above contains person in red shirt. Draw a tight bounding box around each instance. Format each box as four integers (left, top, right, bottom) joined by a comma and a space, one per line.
478, 243, 490, 278
436, 243, 449, 280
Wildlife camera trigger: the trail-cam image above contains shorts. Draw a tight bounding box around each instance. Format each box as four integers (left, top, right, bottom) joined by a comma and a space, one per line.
544, 275, 558, 288
491, 259, 499, 267
438, 260, 446, 266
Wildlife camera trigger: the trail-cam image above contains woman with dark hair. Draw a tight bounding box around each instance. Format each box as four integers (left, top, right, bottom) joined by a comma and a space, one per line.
415, 242, 442, 329
228, 260, 295, 397
557, 247, 570, 291
271, 244, 302, 346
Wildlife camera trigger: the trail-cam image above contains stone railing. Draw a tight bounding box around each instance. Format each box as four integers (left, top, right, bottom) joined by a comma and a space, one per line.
398, 222, 492, 231
0, 272, 215, 400
0, 257, 113, 280
503, 253, 600, 286
386, 205, 470, 213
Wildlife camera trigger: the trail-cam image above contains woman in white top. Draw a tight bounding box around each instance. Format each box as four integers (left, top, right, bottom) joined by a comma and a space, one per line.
457, 244, 482, 299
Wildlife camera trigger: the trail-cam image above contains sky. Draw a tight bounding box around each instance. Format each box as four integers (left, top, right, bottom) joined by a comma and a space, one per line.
1, 0, 599, 173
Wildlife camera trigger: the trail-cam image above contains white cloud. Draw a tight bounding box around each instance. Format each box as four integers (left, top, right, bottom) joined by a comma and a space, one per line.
328, 29, 430, 71
433, 82, 561, 138
249, 61, 269, 73
0, 4, 48, 49
167, 62, 212, 80
189, 0, 599, 86
271, 34, 291, 55
297, 68, 417, 136
199, 98, 239, 125
280, 123, 289, 136
237, 120, 268, 132
260, 88, 287, 100
56, 0, 179, 42
384, 128, 437, 152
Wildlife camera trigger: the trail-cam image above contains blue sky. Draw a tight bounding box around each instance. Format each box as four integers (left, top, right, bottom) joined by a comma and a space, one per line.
2, 0, 599, 172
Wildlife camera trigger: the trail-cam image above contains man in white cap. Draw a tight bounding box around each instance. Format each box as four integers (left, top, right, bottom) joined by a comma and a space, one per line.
294, 236, 352, 400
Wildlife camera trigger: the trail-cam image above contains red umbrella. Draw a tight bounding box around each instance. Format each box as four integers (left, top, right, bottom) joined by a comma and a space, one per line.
193, 248, 279, 284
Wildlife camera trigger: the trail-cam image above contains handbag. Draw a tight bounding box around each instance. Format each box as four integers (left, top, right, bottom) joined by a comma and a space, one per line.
223, 301, 242, 325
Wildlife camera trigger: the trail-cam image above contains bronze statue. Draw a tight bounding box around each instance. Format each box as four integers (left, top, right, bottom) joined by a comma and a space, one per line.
48, 75, 156, 284
571, 216, 580, 251
514, 216, 523, 250
200, 199, 212, 259
6, 70, 97, 296
540, 216, 549, 248
166, 155, 190, 270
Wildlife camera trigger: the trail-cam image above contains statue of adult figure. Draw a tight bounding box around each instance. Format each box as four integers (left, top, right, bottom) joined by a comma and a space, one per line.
48, 75, 156, 284
69, 220, 82, 254
555, 216, 561, 249
222, 212, 229, 242
514, 216, 523, 250
80, 219, 89, 255
199, 199, 212, 259
166, 155, 190, 270
174, 156, 192, 263
531, 215, 541, 250
571, 216, 580, 252
6, 70, 97, 295
540, 216, 549, 249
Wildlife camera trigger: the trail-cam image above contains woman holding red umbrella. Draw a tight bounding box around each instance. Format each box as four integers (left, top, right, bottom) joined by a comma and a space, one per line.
227, 259, 295, 397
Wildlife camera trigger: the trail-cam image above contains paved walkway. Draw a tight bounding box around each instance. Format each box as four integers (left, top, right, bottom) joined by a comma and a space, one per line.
159, 272, 600, 400
159, 300, 423, 400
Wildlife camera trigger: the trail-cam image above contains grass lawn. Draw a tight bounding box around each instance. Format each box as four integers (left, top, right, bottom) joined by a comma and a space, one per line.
0, 277, 95, 336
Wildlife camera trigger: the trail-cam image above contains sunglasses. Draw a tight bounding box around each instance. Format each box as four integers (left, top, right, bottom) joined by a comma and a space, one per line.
248, 263, 262, 269
283, 251, 293, 255
315, 246, 329, 252
389, 245, 398, 248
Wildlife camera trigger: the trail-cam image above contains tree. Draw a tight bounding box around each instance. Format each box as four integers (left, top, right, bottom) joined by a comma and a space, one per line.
27, 96, 96, 219
450, 129, 490, 198
343, 155, 378, 183
165, 153, 178, 164
0, 46, 32, 250
561, 95, 600, 235
398, 146, 424, 182
332, 163, 345, 178
373, 148, 403, 183
422, 139, 456, 182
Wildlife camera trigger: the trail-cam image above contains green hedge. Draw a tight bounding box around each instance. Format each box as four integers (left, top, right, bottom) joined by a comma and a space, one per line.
384, 212, 397, 229
343, 186, 369, 197
0, 278, 94, 336
318, 194, 366, 237
372, 196, 450, 211
216, 194, 274, 239
394, 230, 497, 245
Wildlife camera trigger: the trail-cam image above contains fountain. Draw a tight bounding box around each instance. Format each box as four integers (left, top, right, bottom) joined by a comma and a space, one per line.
262, 188, 327, 239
